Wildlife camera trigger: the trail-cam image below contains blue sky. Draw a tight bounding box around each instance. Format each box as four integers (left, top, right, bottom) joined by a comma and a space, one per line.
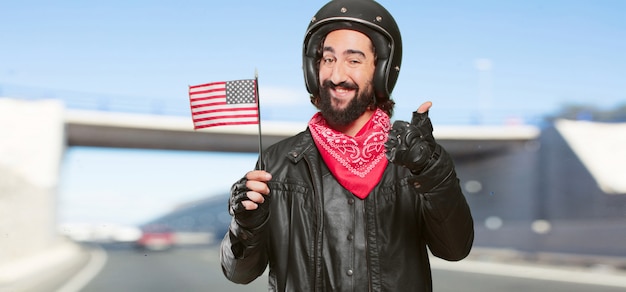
2, 0, 625, 225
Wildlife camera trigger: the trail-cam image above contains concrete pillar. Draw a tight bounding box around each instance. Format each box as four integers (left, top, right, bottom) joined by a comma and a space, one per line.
0, 98, 65, 266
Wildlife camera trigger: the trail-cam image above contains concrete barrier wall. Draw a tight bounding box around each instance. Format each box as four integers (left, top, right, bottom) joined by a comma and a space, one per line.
0, 98, 65, 264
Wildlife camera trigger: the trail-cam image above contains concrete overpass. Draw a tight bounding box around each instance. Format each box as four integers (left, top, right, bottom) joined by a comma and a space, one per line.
65, 105, 540, 156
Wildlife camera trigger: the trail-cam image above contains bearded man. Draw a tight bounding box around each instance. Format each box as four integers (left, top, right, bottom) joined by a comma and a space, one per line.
220, 1, 474, 291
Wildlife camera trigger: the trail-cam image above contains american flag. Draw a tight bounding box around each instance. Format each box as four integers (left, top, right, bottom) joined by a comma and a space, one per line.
188, 79, 259, 129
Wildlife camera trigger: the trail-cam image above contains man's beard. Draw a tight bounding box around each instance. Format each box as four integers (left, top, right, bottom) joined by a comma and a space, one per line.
318, 80, 374, 127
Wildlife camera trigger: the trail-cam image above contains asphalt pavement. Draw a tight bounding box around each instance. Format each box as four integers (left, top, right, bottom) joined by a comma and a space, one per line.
2, 239, 626, 292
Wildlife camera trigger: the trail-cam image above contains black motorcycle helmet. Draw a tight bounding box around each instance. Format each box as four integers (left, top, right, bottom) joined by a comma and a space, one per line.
303, 0, 402, 115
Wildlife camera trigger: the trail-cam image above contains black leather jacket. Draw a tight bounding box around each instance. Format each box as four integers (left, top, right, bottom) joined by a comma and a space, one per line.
221, 129, 474, 291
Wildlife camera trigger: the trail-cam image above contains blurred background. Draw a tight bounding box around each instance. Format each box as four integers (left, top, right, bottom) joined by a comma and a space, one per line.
1, 0, 625, 291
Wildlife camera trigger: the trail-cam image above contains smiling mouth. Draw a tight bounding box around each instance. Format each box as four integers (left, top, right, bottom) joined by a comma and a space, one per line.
321, 80, 358, 102
332, 86, 354, 97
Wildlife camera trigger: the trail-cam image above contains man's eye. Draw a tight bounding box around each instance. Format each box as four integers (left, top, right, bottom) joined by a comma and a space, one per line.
348, 59, 362, 67
322, 58, 335, 66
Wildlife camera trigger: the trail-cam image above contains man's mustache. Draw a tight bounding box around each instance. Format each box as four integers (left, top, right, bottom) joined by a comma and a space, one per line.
322, 80, 358, 91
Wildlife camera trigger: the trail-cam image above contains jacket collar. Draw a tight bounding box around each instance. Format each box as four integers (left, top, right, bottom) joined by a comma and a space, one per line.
286, 129, 316, 164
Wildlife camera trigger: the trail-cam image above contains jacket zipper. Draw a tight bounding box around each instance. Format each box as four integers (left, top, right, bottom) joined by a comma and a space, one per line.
363, 200, 369, 292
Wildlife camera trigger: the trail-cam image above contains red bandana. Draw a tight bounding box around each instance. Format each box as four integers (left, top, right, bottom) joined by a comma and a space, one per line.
308, 108, 390, 199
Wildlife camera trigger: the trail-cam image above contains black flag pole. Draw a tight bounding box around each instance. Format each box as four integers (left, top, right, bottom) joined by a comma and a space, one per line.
255, 69, 264, 170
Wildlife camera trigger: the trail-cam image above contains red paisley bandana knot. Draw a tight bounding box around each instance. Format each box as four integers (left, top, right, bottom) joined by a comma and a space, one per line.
308, 108, 391, 199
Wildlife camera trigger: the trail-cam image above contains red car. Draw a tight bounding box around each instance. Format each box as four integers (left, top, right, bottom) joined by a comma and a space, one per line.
136, 225, 175, 251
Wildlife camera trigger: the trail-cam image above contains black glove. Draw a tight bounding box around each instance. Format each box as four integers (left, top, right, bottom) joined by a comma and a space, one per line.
385, 110, 437, 174
229, 180, 269, 230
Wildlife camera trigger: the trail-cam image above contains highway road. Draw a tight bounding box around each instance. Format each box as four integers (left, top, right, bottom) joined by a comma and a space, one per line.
54, 243, 626, 292
75, 244, 266, 292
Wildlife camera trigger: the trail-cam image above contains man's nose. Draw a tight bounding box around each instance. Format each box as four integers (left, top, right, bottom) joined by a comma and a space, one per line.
330, 63, 347, 85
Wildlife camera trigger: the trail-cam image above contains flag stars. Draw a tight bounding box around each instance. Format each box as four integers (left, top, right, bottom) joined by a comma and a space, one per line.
226, 80, 256, 104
